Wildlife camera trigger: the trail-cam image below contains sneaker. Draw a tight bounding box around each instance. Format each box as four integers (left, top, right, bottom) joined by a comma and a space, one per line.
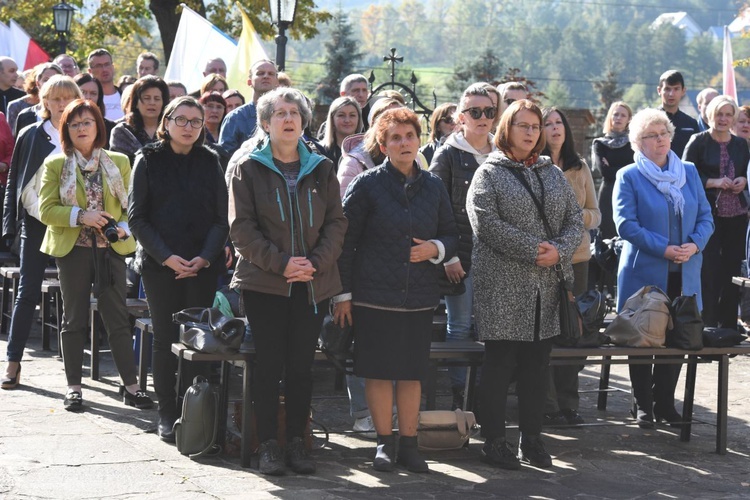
481, 438, 521, 470
518, 434, 552, 468
353, 416, 377, 439
285, 437, 315, 474
560, 408, 584, 426
258, 439, 286, 475
542, 411, 567, 427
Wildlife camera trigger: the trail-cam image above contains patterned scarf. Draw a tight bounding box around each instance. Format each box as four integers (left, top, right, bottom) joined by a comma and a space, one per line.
599, 130, 630, 149
60, 148, 128, 210
635, 150, 686, 216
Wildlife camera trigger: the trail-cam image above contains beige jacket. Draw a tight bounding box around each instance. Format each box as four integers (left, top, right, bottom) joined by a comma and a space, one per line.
563, 160, 601, 264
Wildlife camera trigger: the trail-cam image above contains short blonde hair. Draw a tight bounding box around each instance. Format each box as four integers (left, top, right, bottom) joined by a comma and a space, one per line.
40, 75, 82, 120
628, 108, 675, 154
603, 101, 633, 134
706, 95, 739, 127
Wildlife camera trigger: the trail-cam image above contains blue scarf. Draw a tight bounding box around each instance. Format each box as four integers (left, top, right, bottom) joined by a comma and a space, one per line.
635, 150, 686, 216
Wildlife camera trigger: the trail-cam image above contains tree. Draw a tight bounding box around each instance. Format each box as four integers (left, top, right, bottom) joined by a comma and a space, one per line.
593, 67, 624, 123
446, 47, 503, 94
315, 11, 364, 105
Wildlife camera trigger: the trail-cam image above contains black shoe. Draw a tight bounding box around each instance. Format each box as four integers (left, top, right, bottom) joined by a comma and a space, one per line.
396, 435, 429, 473
560, 409, 585, 426
259, 439, 286, 476
518, 433, 552, 468
451, 387, 465, 411
285, 437, 315, 474
631, 408, 654, 429
542, 411, 567, 427
63, 390, 84, 412
373, 434, 395, 472
158, 416, 177, 443
1, 363, 21, 390
654, 407, 684, 428
481, 437, 521, 470
120, 386, 154, 409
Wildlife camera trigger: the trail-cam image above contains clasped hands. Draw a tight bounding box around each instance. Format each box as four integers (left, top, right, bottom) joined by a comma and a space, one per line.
283, 256, 316, 283
663, 243, 698, 265
164, 255, 209, 279
711, 176, 747, 194
536, 241, 560, 268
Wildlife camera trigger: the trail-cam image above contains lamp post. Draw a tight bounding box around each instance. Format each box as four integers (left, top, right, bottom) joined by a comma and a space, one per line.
52, 1, 75, 55
269, 0, 297, 72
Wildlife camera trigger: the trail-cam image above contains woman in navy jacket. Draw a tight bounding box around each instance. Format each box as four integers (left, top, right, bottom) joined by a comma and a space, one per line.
614, 108, 714, 428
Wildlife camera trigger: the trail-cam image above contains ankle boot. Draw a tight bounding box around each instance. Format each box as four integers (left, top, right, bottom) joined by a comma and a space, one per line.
396, 435, 429, 473
373, 434, 395, 472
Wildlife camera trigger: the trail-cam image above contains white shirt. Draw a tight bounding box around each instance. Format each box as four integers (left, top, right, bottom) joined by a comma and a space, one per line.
21, 120, 62, 221
102, 91, 123, 121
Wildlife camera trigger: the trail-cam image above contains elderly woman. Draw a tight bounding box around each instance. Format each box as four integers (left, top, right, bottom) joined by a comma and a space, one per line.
334, 107, 458, 473
228, 88, 346, 476
12, 63, 65, 136
1, 76, 81, 390
321, 96, 363, 169
467, 100, 582, 470
420, 102, 457, 165
110, 75, 170, 164
38, 99, 152, 411
129, 96, 228, 441
683, 96, 748, 331
429, 84, 497, 410
614, 108, 713, 428
541, 107, 601, 426
198, 91, 227, 144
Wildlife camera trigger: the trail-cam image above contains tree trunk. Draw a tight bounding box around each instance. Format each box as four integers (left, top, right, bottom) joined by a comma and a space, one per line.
149, 0, 206, 62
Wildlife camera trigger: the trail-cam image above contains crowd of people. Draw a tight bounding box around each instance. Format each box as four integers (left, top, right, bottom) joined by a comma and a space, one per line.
0, 49, 746, 477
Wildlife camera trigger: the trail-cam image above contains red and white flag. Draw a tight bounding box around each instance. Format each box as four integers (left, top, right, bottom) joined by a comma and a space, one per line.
4, 20, 50, 70
723, 26, 737, 101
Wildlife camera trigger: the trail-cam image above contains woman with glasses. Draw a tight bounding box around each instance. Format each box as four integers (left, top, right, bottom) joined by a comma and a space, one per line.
420, 102, 457, 165
129, 96, 229, 442
321, 96, 363, 169
614, 108, 713, 428
110, 76, 170, 164
467, 100, 583, 470
38, 99, 153, 411
429, 84, 497, 410
198, 91, 227, 144
683, 96, 748, 332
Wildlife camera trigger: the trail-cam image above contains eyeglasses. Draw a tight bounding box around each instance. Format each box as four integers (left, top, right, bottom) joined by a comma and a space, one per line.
512, 122, 541, 133
168, 116, 204, 129
439, 116, 454, 125
641, 131, 671, 141
68, 119, 96, 131
89, 61, 112, 70
504, 98, 517, 106
462, 107, 496, 120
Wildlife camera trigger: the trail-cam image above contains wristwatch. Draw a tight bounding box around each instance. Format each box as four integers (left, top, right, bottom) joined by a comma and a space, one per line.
76, 210, 85, 226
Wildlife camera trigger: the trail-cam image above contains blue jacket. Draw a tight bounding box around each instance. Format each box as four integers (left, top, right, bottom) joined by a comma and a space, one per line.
613, 161, 714, 311
218, 102, 257, 160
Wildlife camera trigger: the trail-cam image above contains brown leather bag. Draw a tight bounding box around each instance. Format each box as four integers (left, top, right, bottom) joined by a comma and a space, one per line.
605, 285, 672, 347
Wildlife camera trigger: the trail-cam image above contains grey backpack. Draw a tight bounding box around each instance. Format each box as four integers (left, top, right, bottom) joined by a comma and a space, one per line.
173, 376, 221, 459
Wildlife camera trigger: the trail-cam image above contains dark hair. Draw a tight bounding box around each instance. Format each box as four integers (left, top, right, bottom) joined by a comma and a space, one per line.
117, 75, 137, 89
222, 89, 245, 105
23, 67, 38, 96
494, 99, 546, 158
658, 70, 685, 89
74, 73, 106, 117
541, 107, 583, 171
137, 52, 160, 71
157, 96, 206, 145
60, 99, 107, 155
428, 102, 457, 142
87, 48, 112, 65
126, 75, 170, 131
199, 91, 228, 121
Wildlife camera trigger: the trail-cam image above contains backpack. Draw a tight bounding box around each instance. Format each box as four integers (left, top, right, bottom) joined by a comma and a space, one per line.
173, 376, 222, 459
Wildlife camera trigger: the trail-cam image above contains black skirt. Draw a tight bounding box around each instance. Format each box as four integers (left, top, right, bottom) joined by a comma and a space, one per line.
352, 305, 433, 381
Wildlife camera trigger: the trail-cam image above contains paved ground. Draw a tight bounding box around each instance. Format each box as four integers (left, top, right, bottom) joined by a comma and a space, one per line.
1, 322, 750, 499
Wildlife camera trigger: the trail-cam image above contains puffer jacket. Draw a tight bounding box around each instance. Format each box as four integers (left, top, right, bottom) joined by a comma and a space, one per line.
338, 161, 458, 310
337, 133, 375, 198
228, 138, 347, 305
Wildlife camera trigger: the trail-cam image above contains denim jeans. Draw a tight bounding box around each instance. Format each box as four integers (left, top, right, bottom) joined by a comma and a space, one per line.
346, 374, 369, 418
6, 217, 50, 362
445, 272, 474, 390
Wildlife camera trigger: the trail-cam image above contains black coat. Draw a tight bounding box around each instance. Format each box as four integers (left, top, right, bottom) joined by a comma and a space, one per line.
339, 161, 458, 310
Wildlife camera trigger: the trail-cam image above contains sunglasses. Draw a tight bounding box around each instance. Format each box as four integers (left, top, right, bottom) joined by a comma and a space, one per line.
504, 98, 516, 106
462, 106, 497, 120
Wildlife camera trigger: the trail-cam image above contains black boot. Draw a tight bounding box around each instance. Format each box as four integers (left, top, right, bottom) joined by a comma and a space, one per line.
373, 434, 395, 471
396, 435, 429, 473
518, 433, 552, 468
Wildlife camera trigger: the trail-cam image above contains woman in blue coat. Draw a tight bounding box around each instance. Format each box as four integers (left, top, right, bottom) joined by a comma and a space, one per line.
613, 108, 714, 429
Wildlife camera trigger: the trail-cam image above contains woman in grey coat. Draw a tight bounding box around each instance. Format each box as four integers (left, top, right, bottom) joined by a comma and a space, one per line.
467, 100, 582, 471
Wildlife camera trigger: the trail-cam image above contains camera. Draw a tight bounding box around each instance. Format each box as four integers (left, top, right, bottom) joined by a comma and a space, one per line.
101, 216, 120, 243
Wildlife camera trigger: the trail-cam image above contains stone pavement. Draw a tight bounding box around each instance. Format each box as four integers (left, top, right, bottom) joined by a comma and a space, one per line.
1, 323, 750, 499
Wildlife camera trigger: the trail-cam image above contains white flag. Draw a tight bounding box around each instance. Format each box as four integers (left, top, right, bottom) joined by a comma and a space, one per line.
0, 23, 10, 59
9, 20, 30, 69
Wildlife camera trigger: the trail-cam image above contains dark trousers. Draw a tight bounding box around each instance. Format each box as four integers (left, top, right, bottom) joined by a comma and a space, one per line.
58, 246, 137, 386
629, 272, 683, 415
701, 214, 746, 329
243, 284, 327, 443
6, 217, 50, 362
141, 266, 217, 417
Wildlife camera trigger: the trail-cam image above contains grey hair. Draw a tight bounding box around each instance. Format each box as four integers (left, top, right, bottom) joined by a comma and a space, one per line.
252, 87, 312, 141
628, 108, 675, 154
706, 95, 739, 126
339, 73, 367, 94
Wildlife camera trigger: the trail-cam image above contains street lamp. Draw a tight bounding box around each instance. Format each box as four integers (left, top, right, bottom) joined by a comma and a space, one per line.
52, 1, 75, 55
269, 0, 297, 72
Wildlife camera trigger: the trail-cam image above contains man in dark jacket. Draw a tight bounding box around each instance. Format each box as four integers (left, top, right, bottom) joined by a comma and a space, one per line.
657, 70, 699, 158
0, 57, 24, 117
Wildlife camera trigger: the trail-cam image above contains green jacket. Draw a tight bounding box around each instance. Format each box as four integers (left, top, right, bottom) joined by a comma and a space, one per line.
38, 151, 136, 257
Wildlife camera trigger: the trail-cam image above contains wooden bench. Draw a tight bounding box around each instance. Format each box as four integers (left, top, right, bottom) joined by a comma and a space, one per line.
134, 317, 153, 392
0, 266, 58, 335
88, 298, 150, 380
40, 279, 62, 355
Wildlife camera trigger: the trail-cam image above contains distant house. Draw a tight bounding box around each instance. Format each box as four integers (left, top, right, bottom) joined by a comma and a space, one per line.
651, 12, 703, 41
728, 8, 750, 35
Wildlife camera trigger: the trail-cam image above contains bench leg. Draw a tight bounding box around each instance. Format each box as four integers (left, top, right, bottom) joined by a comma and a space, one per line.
716, 354, 729, 455
41, 292, 51, 351
241, 359, 253, 468
465, 363, 478, 412
138, 329, 152, 392
216, 361, 230, 449
597, 356, 611, 411
680, 356, 697, 442
0, 276, 9, 335
55, 293, 63, 358
90, 307, 100, 380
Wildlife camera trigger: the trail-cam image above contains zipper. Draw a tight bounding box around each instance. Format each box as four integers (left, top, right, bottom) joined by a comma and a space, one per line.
294, 183, 318, 312
275, 188, 285, 222
307, 188, 313, 227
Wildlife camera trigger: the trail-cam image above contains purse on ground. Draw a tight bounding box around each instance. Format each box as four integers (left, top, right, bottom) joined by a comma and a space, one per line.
173, 376, 221, 459
417, 409, 477, 451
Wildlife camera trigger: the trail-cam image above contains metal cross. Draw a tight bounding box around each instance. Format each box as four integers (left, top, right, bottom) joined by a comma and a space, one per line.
383, 48, 403, 85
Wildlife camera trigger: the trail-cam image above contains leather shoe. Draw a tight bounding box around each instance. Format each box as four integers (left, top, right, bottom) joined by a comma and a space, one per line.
120, 386, 154, 409
63, 390, 84, 412
259, 439, 286, 475
560, 408, 585, 426
655, 407, 684, 428
518, 433, 552, 468
542, 411, 567, 427
1, 363, 21, 390
631, 408, 654, 429
158, 416, 176, 443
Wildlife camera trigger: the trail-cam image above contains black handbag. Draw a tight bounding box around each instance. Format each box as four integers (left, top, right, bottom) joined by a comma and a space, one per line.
173, 307, 245, 354
504, 166, 582, 346
702, 327, 747, 348
575, 289, 608, 347
667, 294, 704, 350
318, 306, 354, 374
593, 230, 620, 273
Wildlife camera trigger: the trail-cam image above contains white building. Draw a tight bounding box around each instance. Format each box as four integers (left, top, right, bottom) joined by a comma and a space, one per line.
651, 12, 703, 42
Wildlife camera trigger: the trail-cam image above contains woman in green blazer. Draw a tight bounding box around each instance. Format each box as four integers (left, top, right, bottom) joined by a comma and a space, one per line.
38, 99, 152, 412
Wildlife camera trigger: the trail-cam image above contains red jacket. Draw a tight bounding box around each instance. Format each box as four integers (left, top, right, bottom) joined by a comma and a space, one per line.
0, 112, 13, 186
